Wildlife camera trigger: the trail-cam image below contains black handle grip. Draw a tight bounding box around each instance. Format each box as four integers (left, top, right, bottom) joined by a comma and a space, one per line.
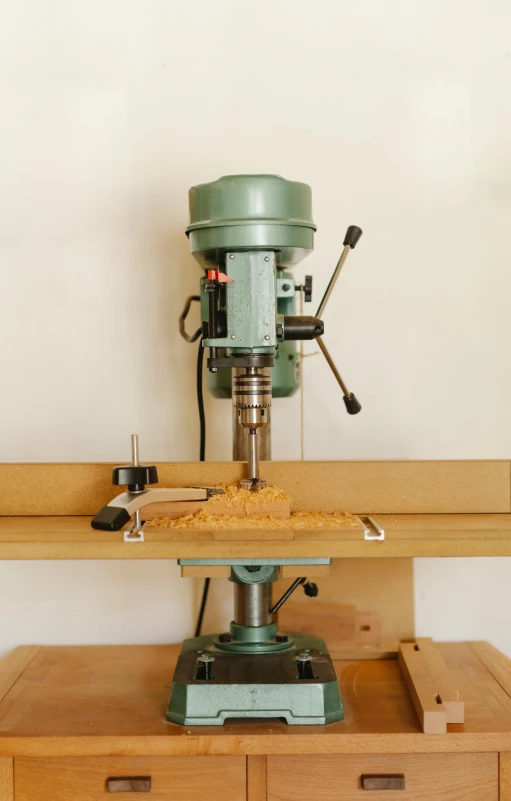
343, 225, 363, 249
343, 393, 362, 415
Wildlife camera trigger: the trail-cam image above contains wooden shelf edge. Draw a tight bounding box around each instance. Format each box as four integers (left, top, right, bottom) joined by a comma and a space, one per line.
2, 515, 511, 559
1, 732, 511, 758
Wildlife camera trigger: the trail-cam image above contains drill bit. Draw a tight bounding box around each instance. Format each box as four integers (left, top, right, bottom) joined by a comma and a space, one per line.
247, 428, 259, 491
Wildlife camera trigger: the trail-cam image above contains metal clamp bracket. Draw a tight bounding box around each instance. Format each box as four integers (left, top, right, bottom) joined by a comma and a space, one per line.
357, 516, 385, 541
124, 529, 144, 543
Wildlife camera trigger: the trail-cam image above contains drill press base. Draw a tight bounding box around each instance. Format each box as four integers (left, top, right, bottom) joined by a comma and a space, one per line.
167, 632, 343, 726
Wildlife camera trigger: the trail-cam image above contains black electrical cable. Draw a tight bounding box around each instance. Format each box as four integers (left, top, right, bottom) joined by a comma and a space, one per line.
194, 336, 209, 637
197, 335, 206, 462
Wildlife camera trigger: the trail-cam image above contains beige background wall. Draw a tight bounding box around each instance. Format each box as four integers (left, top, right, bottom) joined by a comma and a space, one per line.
1, 0, 511, 656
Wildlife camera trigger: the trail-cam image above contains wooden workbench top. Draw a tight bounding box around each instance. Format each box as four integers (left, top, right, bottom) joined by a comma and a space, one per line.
2, 514, 511, 558
1, 641, 511, 757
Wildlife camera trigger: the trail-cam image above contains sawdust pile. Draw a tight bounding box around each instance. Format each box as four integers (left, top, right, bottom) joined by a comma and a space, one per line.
146, 482, 357, 530
207, 482, 290, 511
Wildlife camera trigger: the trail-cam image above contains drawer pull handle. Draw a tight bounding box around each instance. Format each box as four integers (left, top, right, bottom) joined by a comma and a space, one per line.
362, 774, 405, 791
107, 776, 152, 793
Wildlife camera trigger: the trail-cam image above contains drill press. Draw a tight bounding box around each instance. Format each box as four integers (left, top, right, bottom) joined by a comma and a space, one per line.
170, 174, 363, 725
92, 174, 363, 725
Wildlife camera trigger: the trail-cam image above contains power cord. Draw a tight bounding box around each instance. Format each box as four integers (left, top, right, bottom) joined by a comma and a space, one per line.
194, 336, 209, 637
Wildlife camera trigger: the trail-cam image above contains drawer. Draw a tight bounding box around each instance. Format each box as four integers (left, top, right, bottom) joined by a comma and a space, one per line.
267, 754, 497, 800
15, 756, 246, 800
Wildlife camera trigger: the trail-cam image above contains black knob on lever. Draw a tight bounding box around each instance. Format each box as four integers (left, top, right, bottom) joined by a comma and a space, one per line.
343, 225, 363, 249
317, 337, 362, 416
343, 393, 362, 415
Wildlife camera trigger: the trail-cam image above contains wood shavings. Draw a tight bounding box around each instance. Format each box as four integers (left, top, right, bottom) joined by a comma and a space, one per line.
207, 483, 290, 512
146, 483, 357, 530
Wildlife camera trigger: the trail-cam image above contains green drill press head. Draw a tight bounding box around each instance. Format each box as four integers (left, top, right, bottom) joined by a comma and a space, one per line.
186, 174, 316, 269
185, 174, 321, 409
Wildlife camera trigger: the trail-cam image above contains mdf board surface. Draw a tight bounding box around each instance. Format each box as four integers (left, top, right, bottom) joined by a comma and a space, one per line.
5, 515, 511, 559
1, 460, 508, 515
15, 756, 246, 801
267, 754, 498, 800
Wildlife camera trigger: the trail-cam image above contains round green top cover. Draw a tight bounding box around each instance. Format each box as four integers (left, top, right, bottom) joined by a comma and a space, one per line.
186, 174, 316, 268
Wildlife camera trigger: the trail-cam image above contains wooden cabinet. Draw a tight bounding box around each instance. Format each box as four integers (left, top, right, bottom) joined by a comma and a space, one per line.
15, 756, 247, 801
267, 754, 498, 800
2, 645, 511, 801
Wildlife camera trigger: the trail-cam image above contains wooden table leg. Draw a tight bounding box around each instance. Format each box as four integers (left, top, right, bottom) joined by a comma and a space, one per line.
247, 756, 267, 801
0, 758, 14, 801
501, 754, 511, 799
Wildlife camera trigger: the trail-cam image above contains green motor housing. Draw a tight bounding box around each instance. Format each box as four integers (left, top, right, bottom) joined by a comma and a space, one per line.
187, 174, 316, 270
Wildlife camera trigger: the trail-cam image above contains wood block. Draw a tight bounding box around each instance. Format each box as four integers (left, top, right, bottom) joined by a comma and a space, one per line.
181, 565, 231, 578
355, 613, 383, 646
398, 642, 447, 734
331, 640, 400, 660
142, 497, 291, 521
415, 638, 464, 723
142, 498, 291, 522
273, 558, 415, 647
278, 603, 356, 651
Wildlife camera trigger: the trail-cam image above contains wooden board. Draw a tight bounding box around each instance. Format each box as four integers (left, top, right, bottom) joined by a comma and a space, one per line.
247, 756, 267, 801
274, 558, 414, 646
415, 638, 464, 723
14, 756, 247, 801
142, 497, 290, 521
0, 646, 39, 704
267, 754, 498, 800
278, 603, 357, 652
469, 642, 511, 699
1, 460, 508, 516
0, 758, 13, 801
399, 643, 448, 734
4, 515, 511, 559
501, 752, 511, 801
1, 643, 511, 756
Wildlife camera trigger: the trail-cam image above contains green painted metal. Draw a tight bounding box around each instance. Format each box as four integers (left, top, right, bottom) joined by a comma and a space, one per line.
212, 622, 292, 653
230, 564, 278, 584
206, 270, 300, 399
167, 632, 343, 726
187, 174, 316, 269
178, 558, 331, 566
203, 250, 277, 353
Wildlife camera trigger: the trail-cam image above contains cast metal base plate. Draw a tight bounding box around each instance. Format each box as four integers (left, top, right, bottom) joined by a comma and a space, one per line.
167, 632, 343, 726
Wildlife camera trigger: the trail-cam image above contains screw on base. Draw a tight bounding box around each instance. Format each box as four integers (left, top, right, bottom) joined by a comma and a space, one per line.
295, 652, 316, 680
196, 653, 215, 681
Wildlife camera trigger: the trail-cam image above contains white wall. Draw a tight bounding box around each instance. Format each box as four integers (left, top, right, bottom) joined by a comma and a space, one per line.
2, 0, 511, 658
